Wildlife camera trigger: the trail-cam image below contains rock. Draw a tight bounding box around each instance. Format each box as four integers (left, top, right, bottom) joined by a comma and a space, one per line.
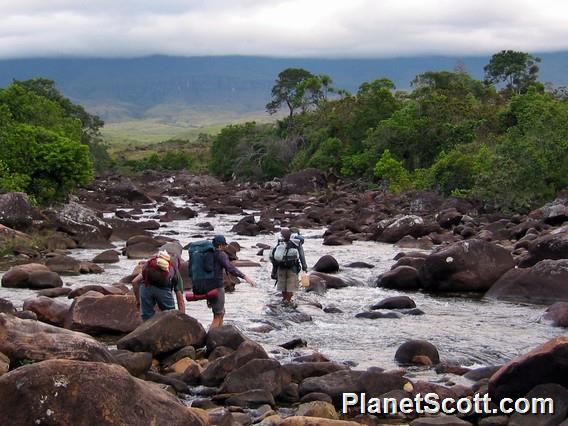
372, 296, 416, 310
22, 296, 69, 326
306, 272, 360, 294
0, 359, 205, 425
284, 362, 349, 383
355, 311, 401, 319
65, 293, 141, 334
280, 338, 307, 350
376, 266, 421, 290
377, 215, 428, 243
485, 259, 568, 304
279, 418, 359, 426
313, 255, 340, 273
0, 192, 43, 230
0, 313, 114, 363
530, 195, 568, 225
110, 349, 153, 377
489, 337, 568, 400
296, 401, 338, 420
231, 215, 262, 236
395, 340, 440, 365
420, 240, 514, 292
162, 346, 197, 368
208, 346, 234, 361
45, 234, 77, 251
117, 311, 206, 356
396, 235, 434, 250
391, 255, 426, 270
201, 340, 268, 387
106, 218, 160, 241
206, 324, 248, 353
409, 417, 473, 425
293, 353, 331, 363
223, 389, 276, 408
0, 352, 8, 376
0, 298, 16, 315
106, 179, 155, 203
0, 225, 35, 250
519, 229, 568, 267
544, 302, 568, 327
219, 359, 291, 398
68, 284, 125, 299
322, 233, 353, 246
47, 201, 113, 244
281, 169, 326, 194
463, 366, 502, 382
125, 242, 160, 259
300, 392, 333, 404
37, 287, 72, 298
45, 254, 82, 275
92, 249, 120, 263
437, 208, 463, 229
344, 262, 374, 269
2, 263, 62, 289
508, 383, 568, 426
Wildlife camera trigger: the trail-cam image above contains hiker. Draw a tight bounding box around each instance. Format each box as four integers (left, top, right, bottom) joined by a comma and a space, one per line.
270, 228, 308, 306
187, 235, 256, 329
132, 250, 185, 321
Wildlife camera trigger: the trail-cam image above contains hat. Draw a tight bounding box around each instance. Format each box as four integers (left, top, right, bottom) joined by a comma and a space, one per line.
212, 235, 227, 246
280, 228, 292, 241
291, 233, 304, 246
156, 251, 170, 271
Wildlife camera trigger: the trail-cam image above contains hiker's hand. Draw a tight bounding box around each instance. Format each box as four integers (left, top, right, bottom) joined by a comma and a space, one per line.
244, 275, 256, 287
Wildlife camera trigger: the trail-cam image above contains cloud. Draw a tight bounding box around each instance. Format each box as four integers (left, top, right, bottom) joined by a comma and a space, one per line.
0, 0, 567, 58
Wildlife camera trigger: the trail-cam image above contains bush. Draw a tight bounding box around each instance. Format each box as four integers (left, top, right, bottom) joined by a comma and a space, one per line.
374, 149, 413, 194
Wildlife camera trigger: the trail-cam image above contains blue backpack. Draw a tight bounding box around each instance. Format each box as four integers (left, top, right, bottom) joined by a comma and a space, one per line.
186, 240, 217, 294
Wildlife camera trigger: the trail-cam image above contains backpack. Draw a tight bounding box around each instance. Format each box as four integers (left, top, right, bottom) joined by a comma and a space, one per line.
187, 240, 217, 295
142, 256, 173, 289
270, 240, 299, 268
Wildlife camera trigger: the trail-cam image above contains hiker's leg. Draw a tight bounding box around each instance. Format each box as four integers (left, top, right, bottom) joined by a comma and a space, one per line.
209, 287, 225, 329
154, 287, 175, 312
211, 313, 224, 329
139, 285, 156, 321
277, 268, 287, 301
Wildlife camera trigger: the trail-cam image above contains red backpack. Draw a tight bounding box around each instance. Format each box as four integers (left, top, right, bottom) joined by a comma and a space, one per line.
142, 256, 173, 288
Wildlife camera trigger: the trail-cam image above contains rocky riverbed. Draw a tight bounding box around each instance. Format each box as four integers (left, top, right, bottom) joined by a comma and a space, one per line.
0, 170, 567, 425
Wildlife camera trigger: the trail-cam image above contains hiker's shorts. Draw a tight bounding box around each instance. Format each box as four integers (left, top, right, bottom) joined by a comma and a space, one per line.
277, 268, 299, 293
140, 284, 175, 321
208, 286, 225, 315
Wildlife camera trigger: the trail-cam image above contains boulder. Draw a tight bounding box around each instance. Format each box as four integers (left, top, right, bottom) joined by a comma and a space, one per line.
372, 296, 416, 310
37, 287, 72, 298
377, 215, 428, 243
0, 359, 205, 425
508, 383, 568, 426
45, 233, 77, 251
67, 284, 125, 298
201, 340, 268, 387
488, 337, 568, 400
117, 311, 206, 356
420, 240, 514, 292
544, 302, 568, 327
47, 201, 112, 244
306, 272, 360, 293
105, 179, 154, 204
281, 169, 326, 194
530, 195, 568, 225
222, 389, 276, 408
92, 249, 120, 263
0, 298, 16, 315
344, 262, 374, 269
45, 254, 82, 275
0, 313, 114, 363
219, 358, 291, 398
296, 401, 338, 420
284, 362, 349, 383
437, 208, 463, 229
355, 311, 401, 319
206, 325, 249, 353
279, 418, 359, 426
519, 229, 568, 267
485, 259, 568, 304
22, 296, 69, 326
106, 218, 160, 241
231, 215, 261, 236
0, 224, 34, 249
125, 242, 159, 259
376, 266, 421, 290
313, 255, 340, 273
410, 417, 472, 426
0, 192, 43, 230
1, 264, 62, 289
110, 349, 153, 377
65, 293, 142, 334
395, 340, 440, 365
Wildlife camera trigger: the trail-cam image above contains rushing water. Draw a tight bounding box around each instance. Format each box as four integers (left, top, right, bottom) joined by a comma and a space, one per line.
0, 197, 564, 378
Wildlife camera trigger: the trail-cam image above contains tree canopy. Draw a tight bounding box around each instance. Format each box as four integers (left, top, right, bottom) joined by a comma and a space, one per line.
484, 50, 541, 95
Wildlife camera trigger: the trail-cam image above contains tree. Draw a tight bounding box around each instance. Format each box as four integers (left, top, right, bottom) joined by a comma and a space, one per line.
484, 50, 541, 95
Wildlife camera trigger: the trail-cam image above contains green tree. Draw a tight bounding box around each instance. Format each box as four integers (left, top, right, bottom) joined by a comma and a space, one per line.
374, 149, 413, 194
484, 50, 541, 95
266, 68, 315, 118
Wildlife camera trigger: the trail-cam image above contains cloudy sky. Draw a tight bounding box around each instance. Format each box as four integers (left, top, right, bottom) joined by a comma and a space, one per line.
1, 0, 567, 59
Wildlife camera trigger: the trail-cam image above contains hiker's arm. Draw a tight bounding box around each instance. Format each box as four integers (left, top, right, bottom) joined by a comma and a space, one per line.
175, 291, 185, 313
219, 251, 256, 287
298, 245, 308, 272
132, 273, 142, 308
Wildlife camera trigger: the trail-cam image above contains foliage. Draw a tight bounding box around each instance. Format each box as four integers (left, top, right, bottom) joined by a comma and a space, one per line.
373, 149, 413, 194
484, 50, 541, 95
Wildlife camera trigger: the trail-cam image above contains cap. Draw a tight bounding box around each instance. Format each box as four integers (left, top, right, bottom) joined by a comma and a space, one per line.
280, 228, 292, 241
212, 235, 227, 246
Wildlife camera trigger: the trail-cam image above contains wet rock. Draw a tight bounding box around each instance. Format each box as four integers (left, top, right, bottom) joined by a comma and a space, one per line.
344, 261, 374, 269
284, 362, 349, 383
488, 337, 568, 400
280, 338, 307, 350
376, 266, 421, 290
420, 239, 514, 292
92, 249, 120, 263
23, 296, 69, 326
322, 233, 353, 246
197, 221, 214, 231
296, 401, 338, 420
300, 392, 333, 403
47, 201, 112, 245
518, 229, 568, 267
508, 383, 568, 426
106, 218, 160, 240
307, 272, 360, 293
219, 358, 291, 398
530, 195, 568, 225
313, 255, 340, 273
231, 215, 261, 236
434, 362, 471, 376
355, 311, 401, 319
437, 208, 463, 229
37, 287, 72, 298
201, 340, 268, 387
293, 353, 331, 363
209, 346, 235, 361
544, 302, 568, 327
0, 313, 114, 363
323, 306, 343, 313
0, 192, 43, 230
1, 264, 62, 289
279, 418, 359, 426
410, 417, 473, 425
117, 311, 206, 356
125, 242, 160, 259
485, 259, 568, 304
162, 346, 197, 369
396, 235, 434, 249
65, 293, 141, 334
223, 389, 276, 408
395, 340, 440, 365
79, 261, 104, 274
106, 179, 155, 204
377, 215, 428, 243
45, 254, 82, 275
281, 169, 326, 195
68, 284, 125, 299
110, 349, 153, 377
14, 311, 37, 320
391, 255, 427, 270
206, 324, 248, 353
0, 359, 205, 425
146, 371, 188, 393
0, 298, 16, 315
372, 296, 416, 310
463, 366, 502, 382
478, 416, 509, 426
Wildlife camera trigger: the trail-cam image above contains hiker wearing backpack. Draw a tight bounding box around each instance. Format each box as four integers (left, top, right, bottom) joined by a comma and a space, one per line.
270, 228, 308, 306
187, 235, 256, 329
133, 250, 185, 321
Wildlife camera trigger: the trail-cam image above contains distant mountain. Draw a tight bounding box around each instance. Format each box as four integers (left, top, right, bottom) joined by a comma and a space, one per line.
1, 53, 566, 123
